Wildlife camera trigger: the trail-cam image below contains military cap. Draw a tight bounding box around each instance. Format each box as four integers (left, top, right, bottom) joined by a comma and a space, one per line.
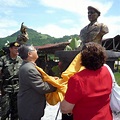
88, 6, 101, 16
9, 42, 20, 47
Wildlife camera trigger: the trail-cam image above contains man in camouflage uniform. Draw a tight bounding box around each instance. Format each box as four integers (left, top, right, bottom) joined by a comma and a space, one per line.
0, 42, 22, 120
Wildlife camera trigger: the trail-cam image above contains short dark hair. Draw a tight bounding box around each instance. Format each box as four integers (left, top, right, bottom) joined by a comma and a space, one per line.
81, 42, 107, 70
18, 44, 33, 60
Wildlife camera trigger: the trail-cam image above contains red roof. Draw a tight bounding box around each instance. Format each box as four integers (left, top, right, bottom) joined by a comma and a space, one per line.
35, 42, 70, 54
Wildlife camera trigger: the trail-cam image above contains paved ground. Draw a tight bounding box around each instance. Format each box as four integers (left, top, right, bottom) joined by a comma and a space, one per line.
1, 103, 120, 120
41, 103, 120, 120
41, 102, 62, 120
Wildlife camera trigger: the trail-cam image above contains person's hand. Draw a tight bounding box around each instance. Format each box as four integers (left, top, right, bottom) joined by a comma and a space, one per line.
54, 76, 59, 80
67, 113, 73, 116
0, 91, 1, 102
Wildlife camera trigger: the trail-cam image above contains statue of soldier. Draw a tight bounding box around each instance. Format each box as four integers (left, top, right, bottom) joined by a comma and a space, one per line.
0, 42, 22, 120
79, 6, 109, 46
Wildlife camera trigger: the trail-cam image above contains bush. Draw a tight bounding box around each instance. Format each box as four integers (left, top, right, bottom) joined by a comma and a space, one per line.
114, 72, 120, 85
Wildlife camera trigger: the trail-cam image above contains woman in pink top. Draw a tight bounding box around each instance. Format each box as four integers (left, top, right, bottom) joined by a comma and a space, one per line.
60, 42, 113, 120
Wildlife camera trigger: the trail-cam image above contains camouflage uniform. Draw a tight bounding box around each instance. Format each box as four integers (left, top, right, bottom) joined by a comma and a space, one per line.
0, 54, 22, 120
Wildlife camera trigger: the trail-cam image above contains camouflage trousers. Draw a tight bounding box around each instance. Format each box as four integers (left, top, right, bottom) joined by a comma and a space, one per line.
0, 92, 18, 120
9, 92, 18, 120
0, 93, 9, 120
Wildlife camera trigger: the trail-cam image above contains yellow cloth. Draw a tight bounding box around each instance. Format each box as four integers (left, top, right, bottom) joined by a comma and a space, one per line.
36, 53, 85, 105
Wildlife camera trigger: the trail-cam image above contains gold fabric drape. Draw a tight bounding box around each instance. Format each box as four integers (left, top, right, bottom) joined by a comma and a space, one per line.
36, 53, 85, 105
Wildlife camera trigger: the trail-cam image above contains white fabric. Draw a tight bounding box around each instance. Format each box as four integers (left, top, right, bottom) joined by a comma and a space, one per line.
104, 64, 120, 114
113, 113, 120, 120
110, 82, 120, 113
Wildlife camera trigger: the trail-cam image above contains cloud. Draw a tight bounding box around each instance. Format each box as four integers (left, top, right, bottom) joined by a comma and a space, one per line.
35, 24, 80, 38
0, 0, 120, 39
60, 19, 74, 24
0, 18, 18, 28
0, 18, 19, 37
45, 10, 56, 14
34, 14, 120, 39
38, 0, 119, 38
0, 29, 17, 38
0, 0, 29, 37
40, 0, 112, 16
0, 0, 28, 7
0, 0, 29, 21
102, 16, 120, 38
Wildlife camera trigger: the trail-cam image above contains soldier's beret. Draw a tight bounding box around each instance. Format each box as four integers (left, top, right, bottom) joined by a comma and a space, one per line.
88, 6, 101, 16
9, 42, 20, 47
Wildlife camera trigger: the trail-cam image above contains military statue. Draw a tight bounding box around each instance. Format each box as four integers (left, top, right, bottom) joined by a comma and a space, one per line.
16, 22, 29, 45
79, 6, 109, 46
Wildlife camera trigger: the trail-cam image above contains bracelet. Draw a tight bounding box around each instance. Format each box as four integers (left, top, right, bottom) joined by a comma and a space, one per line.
67, 113, 72, 116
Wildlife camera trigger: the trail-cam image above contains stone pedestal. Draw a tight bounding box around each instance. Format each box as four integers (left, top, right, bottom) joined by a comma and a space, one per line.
55, 50, 120, 72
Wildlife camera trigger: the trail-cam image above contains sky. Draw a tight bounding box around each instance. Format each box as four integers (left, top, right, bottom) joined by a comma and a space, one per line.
0, 0, 120, 39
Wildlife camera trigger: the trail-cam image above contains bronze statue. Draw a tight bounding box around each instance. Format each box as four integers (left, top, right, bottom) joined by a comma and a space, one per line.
16, 22, 29, 45
79, 6, 109, 46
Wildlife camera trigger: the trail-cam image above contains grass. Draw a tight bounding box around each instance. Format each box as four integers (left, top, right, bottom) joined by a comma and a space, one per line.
114, 72, 120, 85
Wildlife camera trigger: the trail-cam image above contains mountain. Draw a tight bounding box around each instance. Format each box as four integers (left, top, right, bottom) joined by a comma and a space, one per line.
0, 28, 79, 49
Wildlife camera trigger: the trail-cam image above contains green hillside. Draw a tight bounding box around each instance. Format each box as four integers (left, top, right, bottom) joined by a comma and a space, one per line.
0, 28, 79, 49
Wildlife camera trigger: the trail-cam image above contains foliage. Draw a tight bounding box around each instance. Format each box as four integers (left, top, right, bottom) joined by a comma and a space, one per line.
51, 37, 81, 76
64, 37, 81, 51
0, 41, 10, 57
114, 72, 120, 85
0, 28, 79, 49
52, 65, 61, 77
